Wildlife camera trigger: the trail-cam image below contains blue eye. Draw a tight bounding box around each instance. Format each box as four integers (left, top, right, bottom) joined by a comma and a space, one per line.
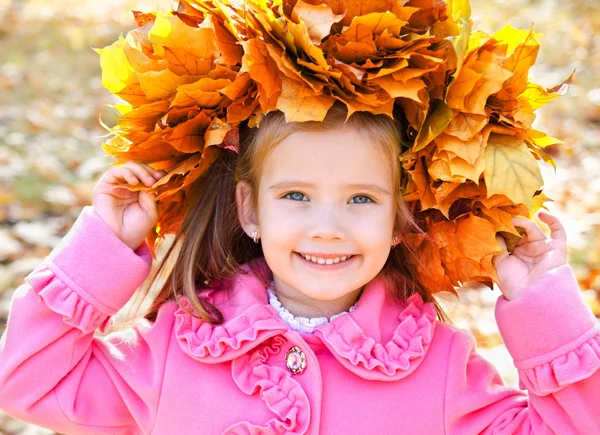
350, 195, 374, 204
283, 192, 308, 201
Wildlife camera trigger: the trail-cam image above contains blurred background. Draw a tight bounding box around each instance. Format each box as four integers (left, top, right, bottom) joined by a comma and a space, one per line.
0, 0, 598, 433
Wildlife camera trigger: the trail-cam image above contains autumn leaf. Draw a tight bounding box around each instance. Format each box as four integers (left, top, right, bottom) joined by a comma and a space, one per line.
291, 0, 345, 44
413, 100, 454, 152
170, 77, 231, 108
148, 12, 217, 75
483, 134, 543, 211
96, 36, 148, 106
519, 70, 575, 110
444, 112, 488, 141
276, 77, 336, 122
240, 39, 282, 110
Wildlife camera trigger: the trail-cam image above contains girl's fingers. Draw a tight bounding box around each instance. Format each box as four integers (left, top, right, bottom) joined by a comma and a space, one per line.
124, 162, 157, 186
136, 162, 165, 180
511, 216, 547, 243
537, 211, 567, 243
110, 166, 140, 186
139, 190, 158, 220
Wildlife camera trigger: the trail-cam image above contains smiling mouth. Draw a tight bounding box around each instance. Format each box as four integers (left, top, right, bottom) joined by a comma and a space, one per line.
296, 253, 355, 265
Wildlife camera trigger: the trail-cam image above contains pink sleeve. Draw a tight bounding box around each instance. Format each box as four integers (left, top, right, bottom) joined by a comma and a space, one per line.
0, 206, 174, 435
444, 264, 600, 435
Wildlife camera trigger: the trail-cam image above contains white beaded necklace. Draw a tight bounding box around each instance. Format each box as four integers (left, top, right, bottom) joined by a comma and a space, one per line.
266, 281, 358, 334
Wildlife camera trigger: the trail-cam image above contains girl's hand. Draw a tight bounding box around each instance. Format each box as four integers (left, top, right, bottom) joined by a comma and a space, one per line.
92, 162, 166, 251
493, 211, 568, 301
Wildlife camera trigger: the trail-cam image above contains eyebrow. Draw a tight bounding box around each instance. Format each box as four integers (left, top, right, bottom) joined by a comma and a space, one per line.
268, 181, 391, 196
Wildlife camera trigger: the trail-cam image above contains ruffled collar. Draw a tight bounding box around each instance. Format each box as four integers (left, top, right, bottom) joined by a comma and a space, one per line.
266, 281, 358, 334
174, 257, 437, 381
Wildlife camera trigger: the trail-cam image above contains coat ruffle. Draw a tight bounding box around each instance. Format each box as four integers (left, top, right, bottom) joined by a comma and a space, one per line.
174, 297, 288, 363
173, 291, 437, 381
516, 328, 600, 395
26, 263, 112, 334
227, 342, 310, 434
314, 292, 437, 381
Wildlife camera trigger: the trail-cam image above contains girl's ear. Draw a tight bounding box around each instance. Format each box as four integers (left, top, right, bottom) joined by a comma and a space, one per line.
236, 180, 259, 236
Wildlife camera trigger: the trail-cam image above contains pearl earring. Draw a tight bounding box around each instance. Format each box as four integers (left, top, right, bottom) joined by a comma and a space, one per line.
251, 230, 259, 244
392, 236, 399, 247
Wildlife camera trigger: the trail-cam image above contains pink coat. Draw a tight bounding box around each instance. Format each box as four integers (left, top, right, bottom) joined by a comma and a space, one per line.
0, 206, 599, 434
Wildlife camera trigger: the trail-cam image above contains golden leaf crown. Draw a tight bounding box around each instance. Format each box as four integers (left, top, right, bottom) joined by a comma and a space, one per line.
97, 0, 572, 294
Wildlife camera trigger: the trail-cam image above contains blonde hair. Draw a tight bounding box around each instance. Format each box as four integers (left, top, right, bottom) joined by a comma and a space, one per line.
136, 101, 451, 325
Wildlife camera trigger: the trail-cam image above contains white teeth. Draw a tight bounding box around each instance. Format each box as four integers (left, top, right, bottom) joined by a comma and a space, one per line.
299, 253, 353, 264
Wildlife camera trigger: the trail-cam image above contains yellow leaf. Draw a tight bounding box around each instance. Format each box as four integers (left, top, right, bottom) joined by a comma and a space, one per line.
325, 0, 397, 27
138, 68, 196, 101
475, 204, 521, 236
463, 52, 513, 115
429, 157, 466, 183
519, 82, 560, 110
204, 118, 233, 147
211, 16, 244, 66
445, 67, 482, 111
148, 12, 218, 75
340, 96, 395, 120
219, 73, 252, 100
171, 78, 231, 108
493, 25, 540, 98
407, 153, 437, 210
490, 24, 541, 58
291, 0, 345, 44
466, 30, 490, 52
240, 39, 282, 109
444, 0, 472, 84
531, 191, 553, 214
102, 135, 185, 162
346, 11, 408, 37
371, 76, 426, 102
444, 112, 488, 141
366, 58, 408, 80
287, 19, 330, 70
529, 144, 557, 170
115, 101, 170, 133
276, 77, 335, 122
527, 129, 563, 148
483, 134, 543, 211
413, 100, 454, 152
96, 36, 148, 106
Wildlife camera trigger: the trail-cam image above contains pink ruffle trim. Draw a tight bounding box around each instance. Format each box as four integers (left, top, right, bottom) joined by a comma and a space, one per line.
227, 353, 310, 434
315, 292, 437, 381
173, 297, 287, 363
517, 330, 600, 395
26, 263, 112, 334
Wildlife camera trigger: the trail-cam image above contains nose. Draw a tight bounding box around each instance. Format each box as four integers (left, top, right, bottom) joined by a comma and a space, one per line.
306, 204, 345, 241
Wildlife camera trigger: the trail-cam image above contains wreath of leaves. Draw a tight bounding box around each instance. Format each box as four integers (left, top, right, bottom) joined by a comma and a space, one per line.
97, 0, 572, 294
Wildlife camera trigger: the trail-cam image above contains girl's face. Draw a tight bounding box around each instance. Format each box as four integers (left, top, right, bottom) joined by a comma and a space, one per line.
237, 125, 398, 316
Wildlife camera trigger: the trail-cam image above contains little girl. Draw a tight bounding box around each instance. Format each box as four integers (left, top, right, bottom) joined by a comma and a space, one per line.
0, 103, 599, 434
2, 0, 600, 431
